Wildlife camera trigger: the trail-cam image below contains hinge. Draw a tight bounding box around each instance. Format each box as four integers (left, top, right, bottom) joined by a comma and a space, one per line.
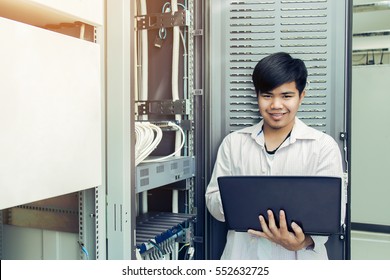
339, 132, 348, 140
192, 236, 203, 243
192, 29, 203, 36
192, 89, 203, 96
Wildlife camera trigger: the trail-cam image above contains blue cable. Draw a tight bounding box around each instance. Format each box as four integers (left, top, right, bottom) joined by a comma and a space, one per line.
149, 240, 164, 257
78, 242, 90, 260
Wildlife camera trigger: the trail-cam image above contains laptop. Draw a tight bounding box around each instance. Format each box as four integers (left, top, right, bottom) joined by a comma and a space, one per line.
217, 176, 342, 236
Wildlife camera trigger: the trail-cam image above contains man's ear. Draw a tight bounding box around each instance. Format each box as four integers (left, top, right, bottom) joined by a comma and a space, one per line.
299, 90, 306, 104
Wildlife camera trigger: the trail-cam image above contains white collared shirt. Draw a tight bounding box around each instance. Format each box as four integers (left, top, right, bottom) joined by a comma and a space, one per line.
205, 117, 344, 260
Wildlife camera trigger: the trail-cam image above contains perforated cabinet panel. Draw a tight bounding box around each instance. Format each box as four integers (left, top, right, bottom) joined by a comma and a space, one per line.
210, 0, 349, 137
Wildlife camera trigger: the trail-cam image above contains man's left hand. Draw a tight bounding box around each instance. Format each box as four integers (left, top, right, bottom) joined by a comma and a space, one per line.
247, 209, 314, 251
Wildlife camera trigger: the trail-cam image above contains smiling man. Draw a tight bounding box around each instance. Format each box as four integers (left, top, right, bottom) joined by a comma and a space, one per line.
205, 52, 344, 260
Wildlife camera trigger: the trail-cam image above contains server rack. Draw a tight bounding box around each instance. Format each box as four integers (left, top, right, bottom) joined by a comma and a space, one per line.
106, 0, 204, 260
0, 0, 105, 260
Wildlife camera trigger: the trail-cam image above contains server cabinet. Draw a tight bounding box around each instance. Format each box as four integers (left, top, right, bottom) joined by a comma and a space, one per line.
106, 0, 203, 260
0, 0, 105, 260
351, 65, 390, 259
205, 0, 352, 259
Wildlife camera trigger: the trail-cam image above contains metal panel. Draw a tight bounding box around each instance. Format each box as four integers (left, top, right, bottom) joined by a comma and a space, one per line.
136, 157, 195, 193
0, 211, 3, 259
351, 231, 390, 260
3, 194, 79, 233
191, 0, 206, 260
351, 65, 390, 227
215, 0, 348, 138
2, 225, 79, 260
106, 0, 135, 260
0, 1, 105, 260
0, 0, 104, 26
79, 188, 97, 260
0, 17, 102, 210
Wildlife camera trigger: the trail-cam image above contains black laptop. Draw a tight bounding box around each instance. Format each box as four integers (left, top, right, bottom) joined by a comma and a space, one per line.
217, 176, 342, 236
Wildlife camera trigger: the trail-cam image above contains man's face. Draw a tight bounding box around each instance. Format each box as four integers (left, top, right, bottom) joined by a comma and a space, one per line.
257, 81, 305, 132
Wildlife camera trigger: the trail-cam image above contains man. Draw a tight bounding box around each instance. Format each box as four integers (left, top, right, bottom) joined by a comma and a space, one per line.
205, 52, 344, 259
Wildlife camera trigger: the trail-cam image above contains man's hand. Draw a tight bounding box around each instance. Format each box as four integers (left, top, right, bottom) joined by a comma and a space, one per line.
247, 209, 314, 251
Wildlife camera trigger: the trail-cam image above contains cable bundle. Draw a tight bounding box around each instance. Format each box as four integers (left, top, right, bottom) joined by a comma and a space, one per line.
135, 121, 185, 166
135, 122, 163, 166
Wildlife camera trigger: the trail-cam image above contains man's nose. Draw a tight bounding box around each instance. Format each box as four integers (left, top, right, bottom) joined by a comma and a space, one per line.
270, 97, 283, 109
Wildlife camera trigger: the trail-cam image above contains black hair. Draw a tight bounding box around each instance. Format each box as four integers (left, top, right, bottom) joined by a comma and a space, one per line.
252, 52, 308, 95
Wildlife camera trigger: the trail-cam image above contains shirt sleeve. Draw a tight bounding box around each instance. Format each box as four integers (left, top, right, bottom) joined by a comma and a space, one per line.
297, 235, 329, 260
205, 135, 232, 222
315, 134, 344, 178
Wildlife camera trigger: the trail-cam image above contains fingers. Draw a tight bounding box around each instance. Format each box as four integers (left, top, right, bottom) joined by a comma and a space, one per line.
248, 215, 268, 238
278, 210, 288, 233
248, 209, 308, 251
266, 210, 278, 235
291, 222, 305, 242
259, 214, 272, 236
281, 211, 305, 242
248, 213, 272, 239
247, 228, 266, 238
250, 210, 279, 238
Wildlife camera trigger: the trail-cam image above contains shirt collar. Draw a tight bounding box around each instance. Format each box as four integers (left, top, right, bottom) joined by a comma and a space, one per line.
236, 117, 320, 145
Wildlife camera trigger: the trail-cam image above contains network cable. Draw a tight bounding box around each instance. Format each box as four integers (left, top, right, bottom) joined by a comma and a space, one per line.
141, 121, 186, 163
78, 241, 90, 260
135, 122, 163, 166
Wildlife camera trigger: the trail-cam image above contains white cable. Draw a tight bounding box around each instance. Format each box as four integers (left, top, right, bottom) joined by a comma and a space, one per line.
135, 122, 163, 166
135, 122, 186, 165
171, 0, 182, 158
139, 0, 148, 103
171, 0, 179, 100
138, 0, 149, 215
170, 8, 182, 264
141, 122, 185, 163
136, 123, 163, 165
171, 0, 181, 222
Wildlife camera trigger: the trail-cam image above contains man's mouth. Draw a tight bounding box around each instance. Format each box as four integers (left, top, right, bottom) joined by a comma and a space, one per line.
269, 112, 287, 120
